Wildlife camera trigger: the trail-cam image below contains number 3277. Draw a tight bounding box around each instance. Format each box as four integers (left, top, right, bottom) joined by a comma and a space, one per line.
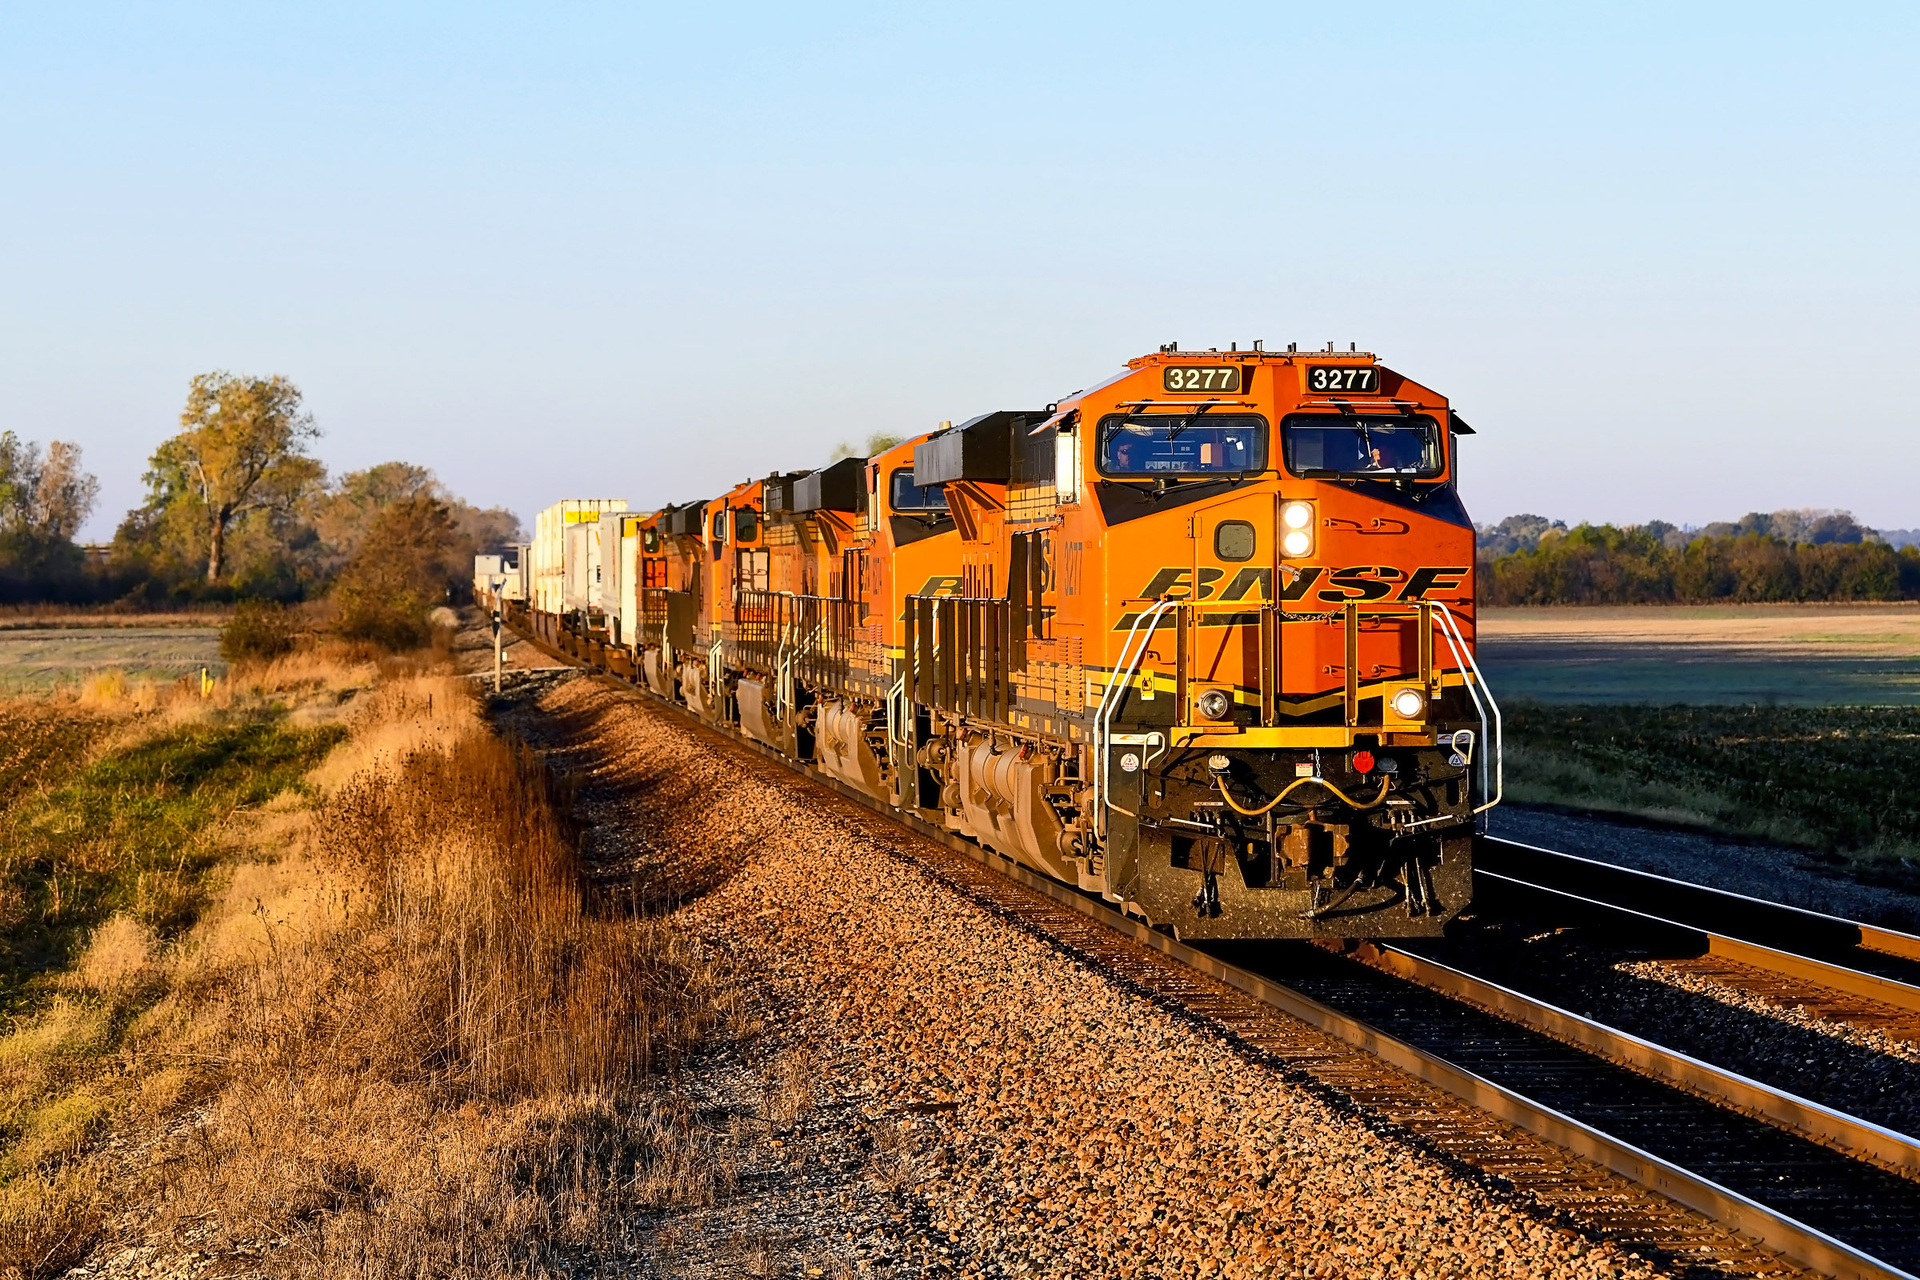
1307, 366, 1378, 392
1162, 366, 1241, 392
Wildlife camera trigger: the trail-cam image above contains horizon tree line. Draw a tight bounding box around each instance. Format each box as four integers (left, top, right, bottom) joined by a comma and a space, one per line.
0, 372, 520, 607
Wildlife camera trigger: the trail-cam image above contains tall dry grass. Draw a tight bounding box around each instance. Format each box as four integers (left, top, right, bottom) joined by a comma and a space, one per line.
2, 671, 732, 1280
145, 677, 727, 1275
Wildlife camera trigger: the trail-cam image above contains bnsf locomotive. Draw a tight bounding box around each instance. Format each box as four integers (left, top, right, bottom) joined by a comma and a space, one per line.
498, 345, 1501, 940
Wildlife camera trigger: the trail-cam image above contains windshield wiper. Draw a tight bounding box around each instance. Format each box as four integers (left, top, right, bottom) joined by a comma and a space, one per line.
1165, 401, 1218, 442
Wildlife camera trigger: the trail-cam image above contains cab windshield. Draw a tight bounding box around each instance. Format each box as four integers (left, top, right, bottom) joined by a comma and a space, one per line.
1096, 413, 1266, 476
1281, 413, 1442, 479
889, 468, 948, 512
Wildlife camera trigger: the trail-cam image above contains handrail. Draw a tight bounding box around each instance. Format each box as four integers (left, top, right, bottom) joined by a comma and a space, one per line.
1093, 599, 1178, 842
1431, 600, 1502, 814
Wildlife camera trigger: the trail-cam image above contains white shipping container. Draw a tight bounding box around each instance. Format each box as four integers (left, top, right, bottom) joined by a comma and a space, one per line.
534, 499, 626, 613
590, 513, 624, 620
563, 524, 592, 611
618, 519, 640, 649
508, 544, 529, 601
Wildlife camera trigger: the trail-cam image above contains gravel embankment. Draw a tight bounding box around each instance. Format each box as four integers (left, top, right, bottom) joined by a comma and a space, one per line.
509, 673, 1791, 1280
1429, 920, 1920, 1138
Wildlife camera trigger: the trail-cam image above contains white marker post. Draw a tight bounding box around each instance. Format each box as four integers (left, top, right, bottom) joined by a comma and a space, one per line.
489, 576, 506, 693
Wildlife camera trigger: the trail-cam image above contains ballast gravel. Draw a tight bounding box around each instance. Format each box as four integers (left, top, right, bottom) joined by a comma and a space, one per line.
514, 674, 1762, 1280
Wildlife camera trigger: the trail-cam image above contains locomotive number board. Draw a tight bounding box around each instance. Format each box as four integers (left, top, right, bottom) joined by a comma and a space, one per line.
1305, 365, 1380, 394
1162, 365, 1243, 393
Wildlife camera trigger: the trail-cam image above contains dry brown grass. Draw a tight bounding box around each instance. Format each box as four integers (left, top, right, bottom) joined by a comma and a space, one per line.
141, 681, 728, 1273
0, 604, 231, 629
1, 669, 730, 1280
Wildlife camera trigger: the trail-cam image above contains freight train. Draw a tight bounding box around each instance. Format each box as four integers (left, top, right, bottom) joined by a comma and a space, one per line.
490, 344, 1501, 941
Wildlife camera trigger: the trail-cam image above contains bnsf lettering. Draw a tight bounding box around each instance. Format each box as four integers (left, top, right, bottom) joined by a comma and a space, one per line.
1397, 566, 1469, 600
1137, 566, 1224, 600
915, 575, 964, 596
1128, 564, 1470, 622
1316, 565, 1404, 603
1221, 567, 1270, 601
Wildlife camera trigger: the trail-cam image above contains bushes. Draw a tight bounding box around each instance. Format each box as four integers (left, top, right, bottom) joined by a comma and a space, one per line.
219, 599, 297, 663
158, 679, 725, 1272
0, 673, 727, 1279
330, 494, 455, 650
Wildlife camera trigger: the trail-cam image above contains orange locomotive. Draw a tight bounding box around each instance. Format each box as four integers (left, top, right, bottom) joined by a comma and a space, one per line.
526, 343, 1500, 941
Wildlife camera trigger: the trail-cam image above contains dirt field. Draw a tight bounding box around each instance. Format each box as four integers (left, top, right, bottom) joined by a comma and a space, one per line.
1478, 604, 1920, 704
0, 625, 225, 694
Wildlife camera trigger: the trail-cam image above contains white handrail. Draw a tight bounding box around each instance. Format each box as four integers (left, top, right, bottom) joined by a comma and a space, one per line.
1431, 601, 1502, 814
1093, 599, 1178, 841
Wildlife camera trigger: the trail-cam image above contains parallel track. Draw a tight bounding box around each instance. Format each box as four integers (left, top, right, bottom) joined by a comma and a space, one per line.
1478, 839, 1920, 1019
500, 620, 1920, 1279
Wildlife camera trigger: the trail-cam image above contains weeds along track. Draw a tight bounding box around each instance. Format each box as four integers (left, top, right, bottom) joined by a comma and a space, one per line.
509, 625, 1918, 1280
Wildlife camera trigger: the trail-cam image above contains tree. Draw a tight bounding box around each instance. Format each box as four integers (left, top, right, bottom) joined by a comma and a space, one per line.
829, 432, 906, 461
309, 461, 522, 589
29, 441, 101, 542
331, 494, 458, 649
0, 433, 100, 597
146, 372, 325, 581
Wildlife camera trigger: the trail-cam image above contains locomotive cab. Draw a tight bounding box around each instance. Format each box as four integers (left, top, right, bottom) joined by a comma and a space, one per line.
898, 347, 1499, 940
1087, 349, 1493, 938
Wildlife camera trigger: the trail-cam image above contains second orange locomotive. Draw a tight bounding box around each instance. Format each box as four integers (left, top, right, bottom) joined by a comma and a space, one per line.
514, 343, 1500, 940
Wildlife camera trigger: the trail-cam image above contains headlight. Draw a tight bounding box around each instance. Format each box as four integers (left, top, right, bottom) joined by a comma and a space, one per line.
1207, 753, 1232, 773
1197, 689, 1233, 721
1280, 502, 1313, 558
1390, 688, 1427, 720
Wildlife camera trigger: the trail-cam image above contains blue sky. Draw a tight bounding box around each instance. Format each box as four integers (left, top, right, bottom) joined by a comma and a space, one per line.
2, 2, 1915, 538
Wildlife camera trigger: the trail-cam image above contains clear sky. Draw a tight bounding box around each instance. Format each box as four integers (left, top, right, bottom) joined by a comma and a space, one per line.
2, 2, 1915, 540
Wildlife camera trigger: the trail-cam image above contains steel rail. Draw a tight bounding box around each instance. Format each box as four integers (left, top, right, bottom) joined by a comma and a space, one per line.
1481, 837, 1920, 974
1474, 866, 1920, 1021
499, 619, 1917, 1280
1366, 936, 1920, 1178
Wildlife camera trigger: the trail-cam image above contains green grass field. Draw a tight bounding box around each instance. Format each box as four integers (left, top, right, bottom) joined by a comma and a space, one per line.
1505, 702, 1920, 874
0, 626, 225, 695
1481, 607, 1920, 882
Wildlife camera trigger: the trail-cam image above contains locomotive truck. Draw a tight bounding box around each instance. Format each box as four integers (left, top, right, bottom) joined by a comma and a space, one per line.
504, 344, 1500, 940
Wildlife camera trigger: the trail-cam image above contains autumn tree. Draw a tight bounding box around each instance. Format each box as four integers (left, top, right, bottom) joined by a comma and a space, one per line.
310, 461, 522, 585
331, 493, 458, 649
144, 372, 325, 582
0, 432, 101, 596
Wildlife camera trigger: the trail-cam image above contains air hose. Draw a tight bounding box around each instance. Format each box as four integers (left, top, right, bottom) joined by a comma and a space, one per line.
1213, 771, 1393, 818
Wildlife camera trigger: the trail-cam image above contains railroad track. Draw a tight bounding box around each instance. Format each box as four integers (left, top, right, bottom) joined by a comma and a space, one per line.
1477, 838, 1920, 1040
497, 626, 1920, 1280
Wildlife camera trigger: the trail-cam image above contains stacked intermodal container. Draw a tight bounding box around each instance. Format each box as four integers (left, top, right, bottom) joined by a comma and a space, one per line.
533, 499, 627, 615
